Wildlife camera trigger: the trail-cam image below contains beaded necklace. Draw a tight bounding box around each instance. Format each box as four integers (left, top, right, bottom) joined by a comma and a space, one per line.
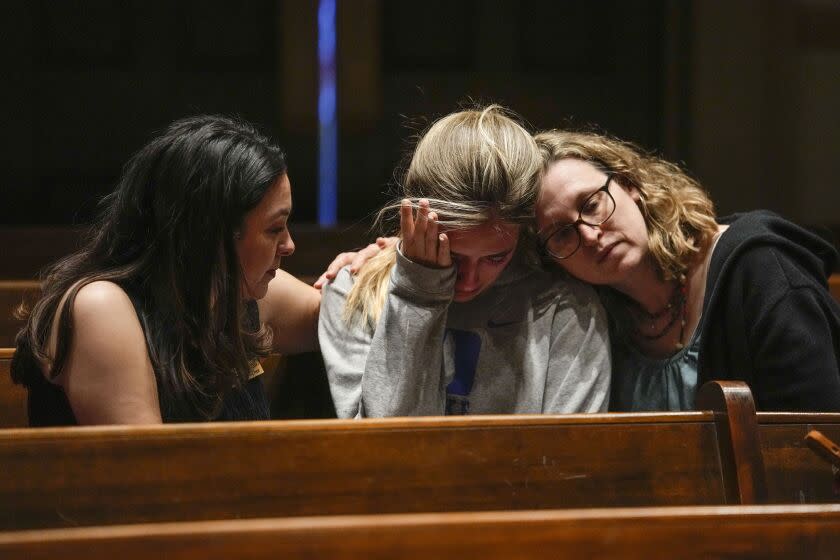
629, 275, 688, 350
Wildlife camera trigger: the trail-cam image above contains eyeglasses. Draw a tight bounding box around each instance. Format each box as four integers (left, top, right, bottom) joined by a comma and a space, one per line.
538, 173, 617, 260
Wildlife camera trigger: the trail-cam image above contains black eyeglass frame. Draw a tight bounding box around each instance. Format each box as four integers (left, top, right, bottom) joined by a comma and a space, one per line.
538, 172, 617, 260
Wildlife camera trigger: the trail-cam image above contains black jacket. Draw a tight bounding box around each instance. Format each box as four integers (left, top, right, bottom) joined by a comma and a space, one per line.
698, 211, 840, 410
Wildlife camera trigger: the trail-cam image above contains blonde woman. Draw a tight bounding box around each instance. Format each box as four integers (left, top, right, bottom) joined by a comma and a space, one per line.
318, 107, 610, 418
535, 130, 840, 411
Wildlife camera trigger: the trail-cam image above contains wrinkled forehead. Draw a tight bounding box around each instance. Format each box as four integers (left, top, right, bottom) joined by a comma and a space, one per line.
537, 159, 607, 226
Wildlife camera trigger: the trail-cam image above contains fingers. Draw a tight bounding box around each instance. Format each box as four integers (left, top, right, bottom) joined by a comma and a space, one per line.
350, 242, 383, 274
312, 273, 329, 290
400, 199, 415, 242
398, 199, 451, 268
425, 211, 439, 262
413, 199, 429, 251
330, 252, 356, 275
437, 233, 451, 268
376, 236, 398, 249
313, 251, 357, 288
401, 199, 425, 263
312, 238, 392, 290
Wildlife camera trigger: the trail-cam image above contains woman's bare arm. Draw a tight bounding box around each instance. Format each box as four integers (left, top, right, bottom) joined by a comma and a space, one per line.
52, 281, 162, 424
258, 269, 322, 354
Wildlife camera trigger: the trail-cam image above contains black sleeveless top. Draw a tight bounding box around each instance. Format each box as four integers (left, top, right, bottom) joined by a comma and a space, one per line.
18, 300, 270, 426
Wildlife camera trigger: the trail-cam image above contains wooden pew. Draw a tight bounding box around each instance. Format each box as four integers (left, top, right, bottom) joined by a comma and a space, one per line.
0, 348, 26, 427
0, 383, 764, 530
830, 273, 840, 304
1, 505, 839, 559
758, 413, 840, 504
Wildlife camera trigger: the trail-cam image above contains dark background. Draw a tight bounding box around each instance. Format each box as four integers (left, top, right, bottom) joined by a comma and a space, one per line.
1, 0, 838, 419
1, 0, 838, 235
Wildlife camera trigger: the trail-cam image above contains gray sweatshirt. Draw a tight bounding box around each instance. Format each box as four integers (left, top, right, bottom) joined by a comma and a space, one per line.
319, 249, 611, 418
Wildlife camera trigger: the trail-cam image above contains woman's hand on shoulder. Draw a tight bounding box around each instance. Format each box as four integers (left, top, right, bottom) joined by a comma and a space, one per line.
400, 198, 451, 268
58, 281, 162, 424
313, 237, 396, 290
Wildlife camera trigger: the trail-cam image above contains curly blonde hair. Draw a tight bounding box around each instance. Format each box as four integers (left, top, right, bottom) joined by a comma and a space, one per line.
534, 130, 718, 280
344, 105, 542, 328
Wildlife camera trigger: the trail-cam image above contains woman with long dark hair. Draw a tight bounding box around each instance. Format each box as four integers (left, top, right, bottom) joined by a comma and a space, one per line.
12, 115, 320, 424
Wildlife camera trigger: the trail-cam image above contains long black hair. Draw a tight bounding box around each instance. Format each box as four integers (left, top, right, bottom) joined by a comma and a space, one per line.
12, 115, 288, 420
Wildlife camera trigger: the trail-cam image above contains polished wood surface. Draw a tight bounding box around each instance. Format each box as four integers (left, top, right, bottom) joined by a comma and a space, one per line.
0, 348, 26, 428
696, 381, 767, 504
804, 430, 840, 469
0, 410, 744, 530
0, 280, 39, 347
758, 412, 840, 504
1, 505, 839, 559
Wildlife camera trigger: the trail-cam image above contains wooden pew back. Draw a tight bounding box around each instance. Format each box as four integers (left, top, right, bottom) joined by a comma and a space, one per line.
0, 348, 26, 427
0, 280, 38, 347
758, 413, 840, 504
2, 505, 839, 559
0, 405, 757, 530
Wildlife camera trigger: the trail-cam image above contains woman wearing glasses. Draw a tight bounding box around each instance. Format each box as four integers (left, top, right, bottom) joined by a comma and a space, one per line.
534, 130, 840, 411
318, 107, 611, 418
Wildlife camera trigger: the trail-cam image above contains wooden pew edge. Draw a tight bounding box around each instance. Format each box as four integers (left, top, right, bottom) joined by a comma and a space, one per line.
0, 280, 40, 290
3, 504, 840, 545
0, 411, 719, 441
757, 412, 840, 424
696, 381, 768, 504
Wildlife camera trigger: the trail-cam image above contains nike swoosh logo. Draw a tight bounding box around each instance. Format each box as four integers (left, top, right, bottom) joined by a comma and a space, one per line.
487, 319, 520, 328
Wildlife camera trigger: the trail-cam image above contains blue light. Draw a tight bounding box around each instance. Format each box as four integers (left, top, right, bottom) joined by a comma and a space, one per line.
317, 0, 337, 227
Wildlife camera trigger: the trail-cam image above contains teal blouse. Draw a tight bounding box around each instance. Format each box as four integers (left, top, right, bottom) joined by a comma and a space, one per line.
600, 289, 703, 412
609, 327, 701, 411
